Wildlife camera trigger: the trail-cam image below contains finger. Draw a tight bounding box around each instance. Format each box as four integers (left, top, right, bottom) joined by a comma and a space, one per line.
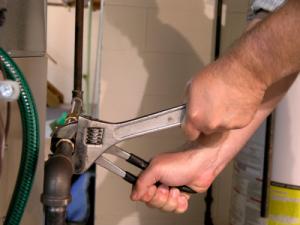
188, 182, 211, 193
175, 195, 189, 214
183, 79, 201, 140
161, 188, 180, 212
181, 192, 191, 200
141, 185, 157, 203
146, 185, 169, 209
182, 115, 200, 141
131, 166, 160, 201
183, 78, 193, 102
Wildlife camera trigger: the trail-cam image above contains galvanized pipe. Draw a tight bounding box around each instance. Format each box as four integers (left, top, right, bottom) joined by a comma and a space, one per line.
41, 141, 74, 225
73, 0, 84, 99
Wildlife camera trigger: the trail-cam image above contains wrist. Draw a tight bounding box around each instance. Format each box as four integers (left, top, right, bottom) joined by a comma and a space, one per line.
215, 50, 268, 99
234, 34, 275, 88
191, 133, 228, 171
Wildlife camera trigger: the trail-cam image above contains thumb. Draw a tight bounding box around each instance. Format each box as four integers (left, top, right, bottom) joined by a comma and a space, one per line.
182, 113, 201, 141
131, 166, 161, 201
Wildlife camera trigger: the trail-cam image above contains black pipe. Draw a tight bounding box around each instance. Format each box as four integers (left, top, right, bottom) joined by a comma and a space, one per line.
41, 141, 74, 225
214, 0, 223, 59
44, 207, 68, 225
204, 187, 214, 225
73, 0, 84, 99
42, 1, 85, 225
260, 114, 273, 217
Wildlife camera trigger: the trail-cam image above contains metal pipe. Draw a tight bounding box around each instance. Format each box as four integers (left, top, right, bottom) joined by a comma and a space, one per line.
42, 1, 85, 224
67, 96, 83, 123
214, 0, 223, 60
44, 207, 68, 225
41, 141, 74, 225
260, 114, 274, 217
91, 0, 105, 117
84, 0, 93, 113
73, 0, 84, 99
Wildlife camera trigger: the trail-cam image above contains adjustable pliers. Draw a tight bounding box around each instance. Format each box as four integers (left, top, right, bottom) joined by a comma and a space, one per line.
51, 105, 196, 194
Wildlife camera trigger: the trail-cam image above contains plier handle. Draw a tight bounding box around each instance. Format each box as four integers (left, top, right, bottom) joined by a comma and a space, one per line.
96, 145, 196, 194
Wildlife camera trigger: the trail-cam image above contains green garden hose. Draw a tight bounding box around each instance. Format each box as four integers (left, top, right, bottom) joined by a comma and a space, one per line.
0, 48, 40, 225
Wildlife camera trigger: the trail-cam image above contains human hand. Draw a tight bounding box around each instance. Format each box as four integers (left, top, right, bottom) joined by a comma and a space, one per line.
129, 10, 299, 214
130, 134, 226, 213
183, 55, 267, 140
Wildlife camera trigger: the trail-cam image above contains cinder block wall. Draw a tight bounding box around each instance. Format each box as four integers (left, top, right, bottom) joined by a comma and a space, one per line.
96, 1, 215, 225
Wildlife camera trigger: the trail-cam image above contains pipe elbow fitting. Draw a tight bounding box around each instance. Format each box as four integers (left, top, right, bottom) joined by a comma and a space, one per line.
42, 141, 74, 208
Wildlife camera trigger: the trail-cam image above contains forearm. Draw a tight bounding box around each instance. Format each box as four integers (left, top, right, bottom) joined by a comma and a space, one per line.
230, 0, 300, 87
211, 75, 296, 174
183, 2, 300, 135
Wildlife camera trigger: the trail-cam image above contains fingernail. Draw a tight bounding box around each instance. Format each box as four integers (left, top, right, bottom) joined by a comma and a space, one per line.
158, 185, 169, 195
170, 189, 176, 197
171, 188, 179, 197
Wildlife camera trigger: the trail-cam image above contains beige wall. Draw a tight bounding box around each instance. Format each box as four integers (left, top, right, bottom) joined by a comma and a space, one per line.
221, 0, 250, 51
96, 1, 214, 225
47, 6, 102, 104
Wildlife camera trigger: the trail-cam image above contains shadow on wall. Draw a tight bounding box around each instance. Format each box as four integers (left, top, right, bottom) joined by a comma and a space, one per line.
96, 1, 215, 225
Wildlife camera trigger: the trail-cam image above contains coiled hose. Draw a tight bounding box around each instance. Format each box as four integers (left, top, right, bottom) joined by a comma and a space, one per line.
0, 48, 40, 225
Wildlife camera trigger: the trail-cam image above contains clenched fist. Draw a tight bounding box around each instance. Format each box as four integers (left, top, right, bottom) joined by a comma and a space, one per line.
183, 55, 267, 140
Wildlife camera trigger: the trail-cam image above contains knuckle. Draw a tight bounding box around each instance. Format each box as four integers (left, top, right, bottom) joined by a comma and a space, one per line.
188, 109, 201, 125
157, 193, 168, 203
201, 175, 215, 190
205, 124, 217, 133
202, 121, 219, 134
142, 191, 154, 203
148, 195, 167, 209
135, 178, 144, 189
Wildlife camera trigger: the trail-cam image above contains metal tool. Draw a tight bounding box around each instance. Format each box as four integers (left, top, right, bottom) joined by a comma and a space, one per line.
51, 104, 197, 194
73, 104, 186, 173
96, 145, 196, 193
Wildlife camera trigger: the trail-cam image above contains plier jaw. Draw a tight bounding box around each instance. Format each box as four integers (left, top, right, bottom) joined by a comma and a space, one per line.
49, 122, 83, 171
50, 122, 78, 153
50, 114, 117, 174
73, 115, 113, 173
